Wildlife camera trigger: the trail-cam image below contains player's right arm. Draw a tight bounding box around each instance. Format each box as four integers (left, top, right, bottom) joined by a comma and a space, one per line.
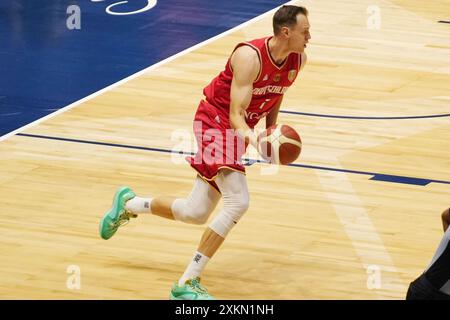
442, 208, 450, 232
229, 45, 260, 148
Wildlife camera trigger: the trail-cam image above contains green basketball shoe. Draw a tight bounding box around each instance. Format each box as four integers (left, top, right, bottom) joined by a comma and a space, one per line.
169, 277, 215, 300
99, 186, 137, 240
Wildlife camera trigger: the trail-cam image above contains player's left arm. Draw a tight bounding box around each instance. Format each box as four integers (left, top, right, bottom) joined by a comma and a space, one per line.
265, 96, 283, 129
265, 52, 307, 129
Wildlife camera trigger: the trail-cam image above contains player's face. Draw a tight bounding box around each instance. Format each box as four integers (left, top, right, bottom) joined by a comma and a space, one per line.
289, 14, 311, 53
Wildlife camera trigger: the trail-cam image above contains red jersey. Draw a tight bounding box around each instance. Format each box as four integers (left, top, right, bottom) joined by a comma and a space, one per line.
203, 36, 302, 128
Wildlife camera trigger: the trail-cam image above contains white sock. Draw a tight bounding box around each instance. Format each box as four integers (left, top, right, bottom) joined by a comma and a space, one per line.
178, 251, 210, 286
125, 197, 153, 214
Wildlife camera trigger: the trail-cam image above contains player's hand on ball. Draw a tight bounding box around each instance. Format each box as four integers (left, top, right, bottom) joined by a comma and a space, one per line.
257, 124, 302, 165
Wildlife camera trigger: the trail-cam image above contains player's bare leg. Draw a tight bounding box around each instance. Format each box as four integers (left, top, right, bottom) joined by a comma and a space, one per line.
137, 196, 177, 220
99, 170, 249, 299
170, 169, 249, 300
198, 227, 225, 257
99, 175, 220, 239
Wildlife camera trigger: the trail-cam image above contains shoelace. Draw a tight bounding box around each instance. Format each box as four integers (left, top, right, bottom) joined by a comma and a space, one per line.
110, 211, 134, 229
189, 279, 208, 294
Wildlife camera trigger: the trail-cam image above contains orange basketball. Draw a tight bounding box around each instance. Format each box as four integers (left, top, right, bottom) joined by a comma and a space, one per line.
257, 124, 302, 165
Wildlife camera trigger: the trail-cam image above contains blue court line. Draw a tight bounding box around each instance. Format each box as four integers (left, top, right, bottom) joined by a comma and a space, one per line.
16, 133, 191, 156
16, 133, 450, 186
279, 110, 450, 120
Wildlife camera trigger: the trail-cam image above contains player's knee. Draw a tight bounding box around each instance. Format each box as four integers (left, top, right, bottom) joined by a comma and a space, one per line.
235, 192, 250, 215
225, 190, 249, 218
171, 198, 213, 225
184, 205, 212, 224
209, 192, 250, 238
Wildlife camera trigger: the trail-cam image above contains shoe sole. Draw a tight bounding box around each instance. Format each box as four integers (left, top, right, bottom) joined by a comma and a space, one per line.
169, 291, 215, 300
169, 293, 181, 300
169, 293, 198, 300
99, 186, 135, 240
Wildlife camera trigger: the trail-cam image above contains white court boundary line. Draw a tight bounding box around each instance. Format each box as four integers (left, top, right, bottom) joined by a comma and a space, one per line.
0, 0, 297, 143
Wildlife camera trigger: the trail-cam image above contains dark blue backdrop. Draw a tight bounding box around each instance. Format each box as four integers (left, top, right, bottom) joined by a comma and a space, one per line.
0, 0, 287, 135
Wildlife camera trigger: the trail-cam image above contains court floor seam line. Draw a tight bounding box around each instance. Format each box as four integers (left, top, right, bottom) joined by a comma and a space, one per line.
16, 133, 450, 186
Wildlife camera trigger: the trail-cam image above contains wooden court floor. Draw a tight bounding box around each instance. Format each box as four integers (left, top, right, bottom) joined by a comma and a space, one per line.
0, 0, 449, 299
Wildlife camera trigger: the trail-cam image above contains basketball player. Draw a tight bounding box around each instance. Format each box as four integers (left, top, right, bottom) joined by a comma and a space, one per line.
406, 207, 450, 300
99, 5, 310, 300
